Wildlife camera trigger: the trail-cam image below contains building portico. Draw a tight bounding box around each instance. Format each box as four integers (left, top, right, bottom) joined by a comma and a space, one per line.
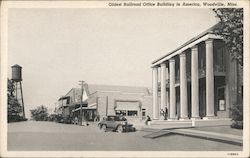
151, 24, 238, 120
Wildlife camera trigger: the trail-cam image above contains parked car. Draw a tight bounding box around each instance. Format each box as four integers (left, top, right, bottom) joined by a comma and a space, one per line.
98, 115, 136, 133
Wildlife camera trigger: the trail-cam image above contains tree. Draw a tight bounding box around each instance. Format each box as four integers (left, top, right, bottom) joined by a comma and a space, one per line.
213, 9, 243, 129
7, 78, 23, 122
30, 105, 49, 121
212, 8, 243, 66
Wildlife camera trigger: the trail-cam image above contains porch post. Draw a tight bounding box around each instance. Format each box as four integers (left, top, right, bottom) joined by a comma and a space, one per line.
152, 67, 159, 119
205, 39, 215, 118
191, 45, 200, 119
160, 63, 167, 120
169, 58, 176, 119
166, 67, 170, 119
180, 53, 188, 119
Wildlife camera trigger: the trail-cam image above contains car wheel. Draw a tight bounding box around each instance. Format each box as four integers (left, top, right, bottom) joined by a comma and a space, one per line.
117, 125, 123, 133
101, 125, 107, 132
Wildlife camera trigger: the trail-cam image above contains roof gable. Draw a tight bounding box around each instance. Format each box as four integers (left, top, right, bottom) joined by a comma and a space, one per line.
152, 23, 221, 64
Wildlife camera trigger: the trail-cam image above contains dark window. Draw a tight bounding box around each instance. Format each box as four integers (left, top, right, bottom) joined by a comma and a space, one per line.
127, 111, 138, 116
115, 116, 127, 121
115, 110, 126, 116
215, 47, 225, 72
142, 109, 146, 117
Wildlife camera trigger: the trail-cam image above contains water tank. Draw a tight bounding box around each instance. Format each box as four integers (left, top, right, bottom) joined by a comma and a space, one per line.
11, 64, 22, 82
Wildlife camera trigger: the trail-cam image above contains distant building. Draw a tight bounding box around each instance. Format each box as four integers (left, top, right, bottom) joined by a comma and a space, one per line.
151, 24, 243, 120
58, 84, 153, 122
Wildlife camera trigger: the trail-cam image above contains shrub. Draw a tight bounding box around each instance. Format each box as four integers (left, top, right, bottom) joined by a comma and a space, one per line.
230, 104, 243, 129
8, 114, 27, 123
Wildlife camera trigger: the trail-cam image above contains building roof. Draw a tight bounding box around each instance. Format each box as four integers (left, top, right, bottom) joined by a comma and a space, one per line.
70, 84, 151, 96
88, 84, 151, 95
58, 96, 70, 101
152, 23, 221, 64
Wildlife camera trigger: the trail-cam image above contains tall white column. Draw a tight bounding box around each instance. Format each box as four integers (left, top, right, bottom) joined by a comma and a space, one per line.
205, 39, 215, 118
166, 67, 170, 118
180, 53, 188, 119
169, 59, 176, 119
152, 67, 159, 119
191, 45, 200, 119
160, 63, 167, 119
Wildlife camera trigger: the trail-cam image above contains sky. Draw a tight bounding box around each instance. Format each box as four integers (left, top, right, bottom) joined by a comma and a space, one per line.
8, 8, 218, 117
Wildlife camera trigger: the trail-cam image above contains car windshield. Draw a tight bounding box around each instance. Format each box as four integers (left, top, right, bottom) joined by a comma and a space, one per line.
115, 116, 127, 121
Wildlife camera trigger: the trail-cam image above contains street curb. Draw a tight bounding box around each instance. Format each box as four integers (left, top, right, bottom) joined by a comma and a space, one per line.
142, 127, 243, 146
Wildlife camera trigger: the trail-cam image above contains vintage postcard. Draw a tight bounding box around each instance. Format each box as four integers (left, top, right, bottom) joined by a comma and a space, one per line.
0, 0, 249, 157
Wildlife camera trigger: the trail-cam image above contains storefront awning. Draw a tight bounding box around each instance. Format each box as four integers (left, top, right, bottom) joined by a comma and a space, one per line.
72, 106, 96, 112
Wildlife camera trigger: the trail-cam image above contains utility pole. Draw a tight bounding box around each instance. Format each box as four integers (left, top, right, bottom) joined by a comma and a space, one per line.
106, 96, 108, 116
95, 97, 99, 122
79, 80, 85, 126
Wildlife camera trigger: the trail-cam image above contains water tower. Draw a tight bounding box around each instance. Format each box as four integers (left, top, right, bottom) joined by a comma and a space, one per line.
11, 64, 25, 118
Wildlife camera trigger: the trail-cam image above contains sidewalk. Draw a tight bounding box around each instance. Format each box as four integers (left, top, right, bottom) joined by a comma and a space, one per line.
140, 120, 243, 146
191, 125, 243, 136
167, 128, 243, 146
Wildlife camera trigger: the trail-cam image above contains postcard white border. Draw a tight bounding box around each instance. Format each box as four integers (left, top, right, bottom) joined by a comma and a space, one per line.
1, 0, 249, 157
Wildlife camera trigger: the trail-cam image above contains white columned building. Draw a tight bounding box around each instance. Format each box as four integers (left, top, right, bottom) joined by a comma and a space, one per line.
150, 24, 239, 121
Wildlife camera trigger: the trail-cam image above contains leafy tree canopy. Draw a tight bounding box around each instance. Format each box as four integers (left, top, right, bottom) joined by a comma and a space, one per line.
30, 105, 49, 121
8, 79, 22, 115
213, 8, 243, 66
8, 78, 25, 122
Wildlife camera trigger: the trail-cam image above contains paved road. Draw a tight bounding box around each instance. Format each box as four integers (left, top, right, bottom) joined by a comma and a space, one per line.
8, 121, 242, 151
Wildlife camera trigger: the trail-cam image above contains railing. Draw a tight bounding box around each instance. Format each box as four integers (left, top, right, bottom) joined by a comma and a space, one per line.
155, 66, 225, 89
157, 79, 170, 91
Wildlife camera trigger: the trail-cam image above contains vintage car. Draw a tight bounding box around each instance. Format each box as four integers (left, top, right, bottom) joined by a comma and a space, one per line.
98, 115, 136, 133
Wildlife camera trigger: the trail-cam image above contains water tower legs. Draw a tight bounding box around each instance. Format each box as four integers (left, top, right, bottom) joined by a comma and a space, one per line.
20, 82, 25, 118
14, 81, 25, 118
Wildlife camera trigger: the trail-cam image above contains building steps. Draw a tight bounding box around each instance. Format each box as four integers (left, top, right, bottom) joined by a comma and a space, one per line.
150, 118, 231, 126
151, 120, 191, 124
143, 130, 172, 139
